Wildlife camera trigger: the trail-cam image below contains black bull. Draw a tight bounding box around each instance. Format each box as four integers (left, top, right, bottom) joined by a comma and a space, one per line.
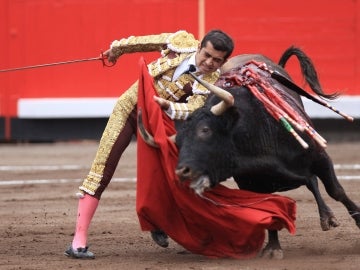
139, 47, 359, 257
176, 48, 360, 253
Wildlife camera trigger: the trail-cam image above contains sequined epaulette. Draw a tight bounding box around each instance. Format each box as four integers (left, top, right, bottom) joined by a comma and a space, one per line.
166, 30, 199, 54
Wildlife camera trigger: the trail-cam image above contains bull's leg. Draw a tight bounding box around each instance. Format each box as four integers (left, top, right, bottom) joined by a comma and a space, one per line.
315, 156, 360, 228
306, 176, 340, 230
260, 230, 283, 259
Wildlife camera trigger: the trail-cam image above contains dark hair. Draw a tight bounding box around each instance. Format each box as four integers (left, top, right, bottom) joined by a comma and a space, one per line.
200, 29, 234, 59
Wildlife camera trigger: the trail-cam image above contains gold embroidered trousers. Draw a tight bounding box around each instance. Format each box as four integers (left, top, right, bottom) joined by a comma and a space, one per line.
79, 82, 138, 198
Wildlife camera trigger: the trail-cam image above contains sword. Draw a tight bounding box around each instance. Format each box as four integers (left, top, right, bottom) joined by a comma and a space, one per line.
0, 52, 114, 73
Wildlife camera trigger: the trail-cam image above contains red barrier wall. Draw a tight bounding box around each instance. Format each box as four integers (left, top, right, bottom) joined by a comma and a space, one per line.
0, 0, 359, 140
0, 0, 199, 117
205, 0, 360, 94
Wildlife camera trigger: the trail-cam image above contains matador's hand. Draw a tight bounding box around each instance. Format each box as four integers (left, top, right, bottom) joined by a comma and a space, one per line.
102, 49, 118, 64
153, 96, 170, 110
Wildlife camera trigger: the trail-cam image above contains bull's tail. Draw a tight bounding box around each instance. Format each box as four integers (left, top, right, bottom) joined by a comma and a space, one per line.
278, 46, 338, 100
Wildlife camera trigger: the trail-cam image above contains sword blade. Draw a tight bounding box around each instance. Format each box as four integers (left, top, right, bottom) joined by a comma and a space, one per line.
0, 57, 102, 73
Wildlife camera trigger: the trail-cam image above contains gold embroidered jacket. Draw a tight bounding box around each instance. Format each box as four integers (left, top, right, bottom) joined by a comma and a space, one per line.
110, 30, 220, 120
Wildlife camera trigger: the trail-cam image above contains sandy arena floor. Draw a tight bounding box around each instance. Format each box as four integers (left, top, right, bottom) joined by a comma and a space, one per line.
1, 140, 360, 270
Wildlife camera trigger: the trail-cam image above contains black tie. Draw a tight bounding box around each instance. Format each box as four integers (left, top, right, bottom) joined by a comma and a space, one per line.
184, 65, 196, 75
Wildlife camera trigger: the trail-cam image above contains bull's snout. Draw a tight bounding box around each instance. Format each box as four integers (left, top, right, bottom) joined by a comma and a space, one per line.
175, 165, 211, 195
175, 166, 192, 181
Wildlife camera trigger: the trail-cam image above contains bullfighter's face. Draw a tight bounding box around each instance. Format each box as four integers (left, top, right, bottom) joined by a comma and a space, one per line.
195, 41, 227, 74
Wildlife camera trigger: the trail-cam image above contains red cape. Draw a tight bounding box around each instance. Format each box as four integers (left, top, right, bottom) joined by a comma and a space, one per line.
136, 58, 296, 259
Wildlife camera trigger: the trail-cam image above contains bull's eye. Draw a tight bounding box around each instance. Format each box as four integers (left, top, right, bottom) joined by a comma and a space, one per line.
196, 124, 212, 140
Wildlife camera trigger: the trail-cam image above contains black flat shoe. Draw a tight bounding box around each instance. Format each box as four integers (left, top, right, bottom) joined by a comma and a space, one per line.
64, 244, 95, 259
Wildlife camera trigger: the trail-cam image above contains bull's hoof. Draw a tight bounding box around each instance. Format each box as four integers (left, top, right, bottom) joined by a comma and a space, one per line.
260, 248, 284, 260
151, 230, 169, 248
320, 216, 340, 231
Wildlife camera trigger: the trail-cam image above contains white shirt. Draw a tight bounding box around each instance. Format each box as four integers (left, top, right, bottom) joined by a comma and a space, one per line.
172, 53, 197, 81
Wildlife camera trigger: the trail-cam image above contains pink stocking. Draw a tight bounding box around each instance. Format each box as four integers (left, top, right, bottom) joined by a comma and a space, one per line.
71, 194, 99, 249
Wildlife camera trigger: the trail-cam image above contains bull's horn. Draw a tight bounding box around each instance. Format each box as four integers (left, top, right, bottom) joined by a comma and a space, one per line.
190, 72, 234, 115
169, 134, 176, 144
137, 109, 177, 147
137, 109, 159, 148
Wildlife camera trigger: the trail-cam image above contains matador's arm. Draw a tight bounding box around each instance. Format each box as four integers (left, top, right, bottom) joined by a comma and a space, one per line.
165, 71, 221, 120
109, 30, 199, 60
